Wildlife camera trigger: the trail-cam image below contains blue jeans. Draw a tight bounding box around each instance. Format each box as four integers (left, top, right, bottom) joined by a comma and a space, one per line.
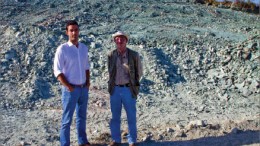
110, 86, 137, 144
60, 86, 89, 146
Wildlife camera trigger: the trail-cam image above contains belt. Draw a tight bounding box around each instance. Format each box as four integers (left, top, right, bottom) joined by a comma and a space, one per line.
115, 83, 130, 87
70, 83, 86, 88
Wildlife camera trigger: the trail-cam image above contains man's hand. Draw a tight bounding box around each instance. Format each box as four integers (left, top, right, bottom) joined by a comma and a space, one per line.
67, 84, 74, 92
57, 73, 74, 92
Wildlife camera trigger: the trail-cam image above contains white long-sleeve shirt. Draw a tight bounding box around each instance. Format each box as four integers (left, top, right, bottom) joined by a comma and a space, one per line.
53, 41, 90, 85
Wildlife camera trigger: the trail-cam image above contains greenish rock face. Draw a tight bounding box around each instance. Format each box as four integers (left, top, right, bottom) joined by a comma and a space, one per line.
0, 0, 259, 145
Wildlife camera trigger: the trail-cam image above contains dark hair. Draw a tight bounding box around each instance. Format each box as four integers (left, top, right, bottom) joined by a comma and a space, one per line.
66, 20, 79, 30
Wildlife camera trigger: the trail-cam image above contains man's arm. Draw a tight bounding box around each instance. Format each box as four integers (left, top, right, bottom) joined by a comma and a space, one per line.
86, 70, 90, 89
54, 46, 74, 92
57, 73, 74, 92
108, 52, 111, 72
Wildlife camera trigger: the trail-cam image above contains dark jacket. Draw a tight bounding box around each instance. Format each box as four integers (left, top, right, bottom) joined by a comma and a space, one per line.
108, 48, 142, 98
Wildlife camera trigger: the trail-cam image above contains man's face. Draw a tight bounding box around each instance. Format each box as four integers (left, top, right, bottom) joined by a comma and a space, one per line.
66, 25, 79, 43
114, 35, 127, 48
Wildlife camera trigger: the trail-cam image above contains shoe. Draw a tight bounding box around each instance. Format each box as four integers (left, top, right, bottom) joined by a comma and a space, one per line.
79, 142, 91, 146
129, 143, 137, 146
108, 141, 120, 146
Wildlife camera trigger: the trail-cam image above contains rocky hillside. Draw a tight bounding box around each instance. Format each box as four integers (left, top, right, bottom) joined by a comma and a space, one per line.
0, 0, 259, 145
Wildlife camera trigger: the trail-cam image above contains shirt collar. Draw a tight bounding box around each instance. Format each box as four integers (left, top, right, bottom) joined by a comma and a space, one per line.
117, 48, 128, 57
68, 41, 79, 47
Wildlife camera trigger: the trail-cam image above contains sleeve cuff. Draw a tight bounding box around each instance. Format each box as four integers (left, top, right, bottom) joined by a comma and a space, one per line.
54, 70, 62, 78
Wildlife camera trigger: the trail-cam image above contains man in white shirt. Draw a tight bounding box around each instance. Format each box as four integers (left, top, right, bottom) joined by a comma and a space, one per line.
53, 20, 91, 146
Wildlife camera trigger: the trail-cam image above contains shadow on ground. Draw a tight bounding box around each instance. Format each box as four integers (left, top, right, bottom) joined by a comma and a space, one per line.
92, 129, 260, 146
153, 48, 186, 85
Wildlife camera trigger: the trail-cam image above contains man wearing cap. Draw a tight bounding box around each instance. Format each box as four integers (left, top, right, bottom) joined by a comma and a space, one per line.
107, 31, 143, 146
53, 20, 91, 146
